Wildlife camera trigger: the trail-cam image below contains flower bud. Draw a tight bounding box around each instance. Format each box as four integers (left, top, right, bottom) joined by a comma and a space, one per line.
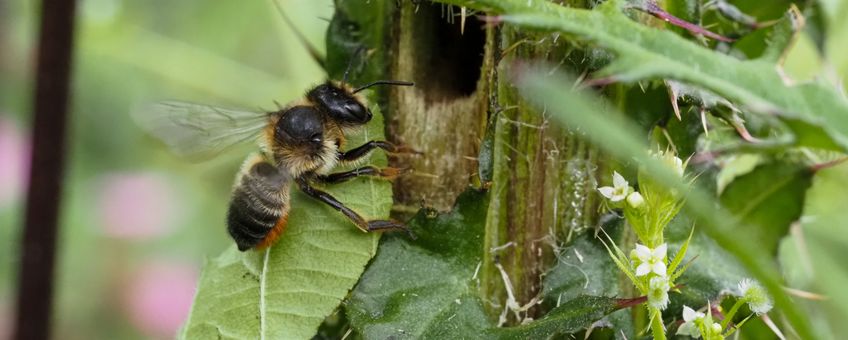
738, 279, 772, 315
626, 191, 644, 209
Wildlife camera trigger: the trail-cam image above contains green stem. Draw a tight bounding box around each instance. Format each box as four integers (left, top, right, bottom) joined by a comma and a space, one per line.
650, 307, 667, 340
721, 298, 747, 329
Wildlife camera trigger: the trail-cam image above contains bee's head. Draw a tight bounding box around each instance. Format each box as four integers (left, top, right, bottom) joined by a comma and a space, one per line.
275, 106, 325, 151
307, 82, 371, 125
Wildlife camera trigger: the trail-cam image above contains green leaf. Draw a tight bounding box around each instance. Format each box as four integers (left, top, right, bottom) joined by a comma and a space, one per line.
435, 0, 848, 151
668, 226, 693, 279
515, 67, 815, 338
779, 161, 848, 337
347, 190, 623, 338
345, 190, 492, 339
715, 154, 762, 194
719, 161, 813, 254
487, 296, 623, 339
544, 234, 623, 304
326, 0, 391, 84
180, 107, 392, 340
759, 6, 805, 63
660, 101, 705, 157
542, 230, 635, 338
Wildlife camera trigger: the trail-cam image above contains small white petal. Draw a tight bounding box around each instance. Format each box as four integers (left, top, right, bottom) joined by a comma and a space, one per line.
612, 171, 628, 188
652, 261, 667, 276
634, 244, 651, 261
737, 278, 753, 297
598, 187, 615, 199
677, 322, 701, 338
675, 158, 685, 176
610, 192, 627, 202
682, 306, 697, 322
653, 243, 668, 258
750, 300, 773, 315
636, 263, 651, 276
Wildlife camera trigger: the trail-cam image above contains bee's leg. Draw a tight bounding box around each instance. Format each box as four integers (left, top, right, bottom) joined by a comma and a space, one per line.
339, 141, 420, 162
296, 178, 415, 237
316, 166, 404, 183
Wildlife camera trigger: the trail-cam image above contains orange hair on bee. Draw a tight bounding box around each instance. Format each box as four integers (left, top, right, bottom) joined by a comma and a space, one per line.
255, 213, 289, 250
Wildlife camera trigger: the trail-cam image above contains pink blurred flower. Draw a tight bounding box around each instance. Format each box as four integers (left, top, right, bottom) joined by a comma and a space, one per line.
123, 261, 198, 338
96, 172, 185, 239
0, 116, 30, 208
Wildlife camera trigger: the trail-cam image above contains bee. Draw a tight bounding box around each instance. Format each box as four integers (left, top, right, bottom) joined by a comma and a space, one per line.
135, 79, 415, 251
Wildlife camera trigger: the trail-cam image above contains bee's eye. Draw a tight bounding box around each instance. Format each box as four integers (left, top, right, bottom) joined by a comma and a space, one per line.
308, 83, 372, 125
331, 100, 370, 125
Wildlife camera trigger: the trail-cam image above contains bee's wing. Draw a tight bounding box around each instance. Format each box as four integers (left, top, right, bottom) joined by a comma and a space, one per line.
134, 101, 271, 161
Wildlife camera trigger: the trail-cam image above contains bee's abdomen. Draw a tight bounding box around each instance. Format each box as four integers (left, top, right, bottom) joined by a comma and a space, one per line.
227, 159, 291, 251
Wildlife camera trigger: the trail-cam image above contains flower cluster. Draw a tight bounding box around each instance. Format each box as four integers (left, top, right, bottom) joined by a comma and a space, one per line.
598, 151, 689, 312
676, 279, 774, 339
596, 150, 775, 339
677, 305, 723, 340
597, 151, 694, 338
630, 243, 669, 309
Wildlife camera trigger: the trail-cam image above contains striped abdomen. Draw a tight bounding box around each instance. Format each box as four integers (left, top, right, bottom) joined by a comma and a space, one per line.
227, 157, 291, 251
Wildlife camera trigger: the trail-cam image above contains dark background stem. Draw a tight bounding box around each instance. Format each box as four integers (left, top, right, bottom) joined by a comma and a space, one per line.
13, 0, 77, 339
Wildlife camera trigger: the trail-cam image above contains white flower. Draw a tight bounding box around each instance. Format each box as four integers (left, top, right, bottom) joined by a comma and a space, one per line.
648, 275, 670, 310
598, 171, 632, 202
653, 150, 685, 176
626, 191, 644, 209
738, 279, 773, 315
677, 305, 705, 338
631, 243, 667, 276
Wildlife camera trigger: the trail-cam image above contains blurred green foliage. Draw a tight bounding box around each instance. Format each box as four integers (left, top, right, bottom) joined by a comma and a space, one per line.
1, 0, 332, 338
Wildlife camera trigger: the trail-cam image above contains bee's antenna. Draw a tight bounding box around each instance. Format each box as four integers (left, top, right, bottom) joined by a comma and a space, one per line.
353, 80, 415, 94
271, 0, 326, 69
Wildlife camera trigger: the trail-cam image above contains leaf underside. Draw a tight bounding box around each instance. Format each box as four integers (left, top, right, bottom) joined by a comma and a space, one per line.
720, 162, 812, 255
